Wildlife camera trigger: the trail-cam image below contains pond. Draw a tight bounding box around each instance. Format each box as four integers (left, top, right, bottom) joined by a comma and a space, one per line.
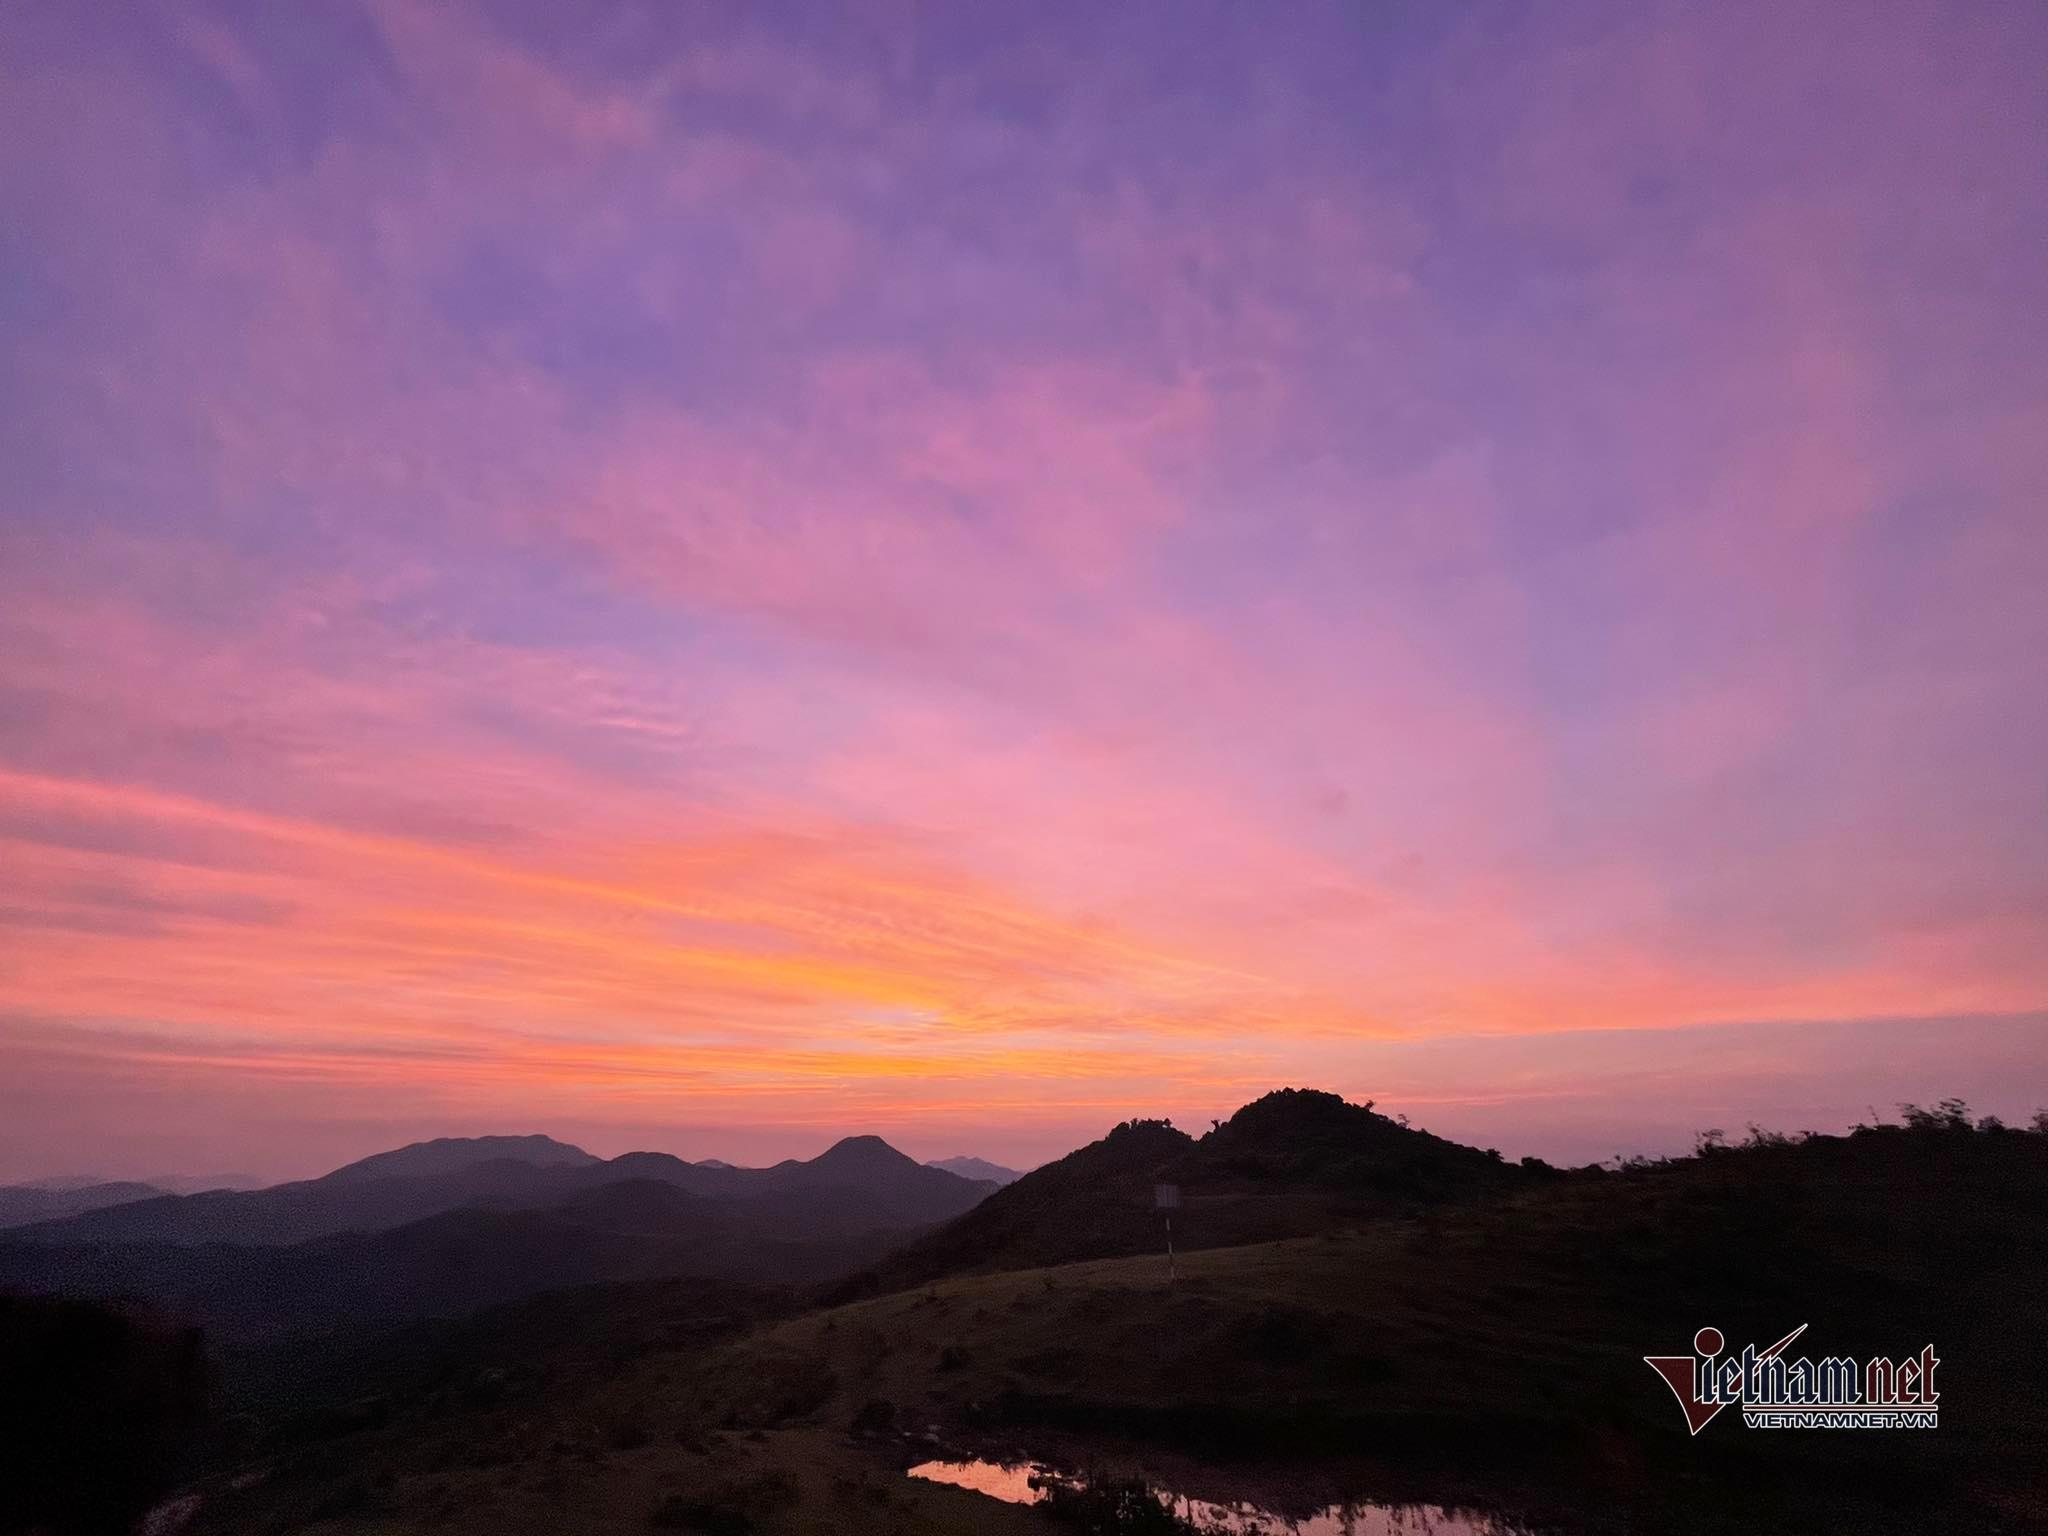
907, 1456, 1526, 1534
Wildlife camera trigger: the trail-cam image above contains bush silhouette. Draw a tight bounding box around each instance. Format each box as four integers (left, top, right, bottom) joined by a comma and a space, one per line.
0, 1294, 210, 1536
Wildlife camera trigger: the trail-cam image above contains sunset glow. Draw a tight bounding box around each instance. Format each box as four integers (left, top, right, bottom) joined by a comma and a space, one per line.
3, 1, 2044, 1179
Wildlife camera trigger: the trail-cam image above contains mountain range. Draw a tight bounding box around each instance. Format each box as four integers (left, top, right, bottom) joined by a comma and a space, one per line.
0, 1180, 172, 1231
0, 1133, 997, 1338
0, 1099, 1530, 1339
1, 1133, 992, 1248
12, 1090, 2048, 1536
0, 1173, 268, 1229
0, 1092, 1538, 1344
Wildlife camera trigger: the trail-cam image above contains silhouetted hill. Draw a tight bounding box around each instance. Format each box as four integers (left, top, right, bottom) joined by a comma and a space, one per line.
600, 1150, 731, 1195
789, 1133, 899, 1173
0, 1180, 168, 1231
1195, 1087, 1509, 1192
319, 1134, 599, 1183
587, 1139, 993, 1228
926, 1155, 1023, 1185
845, 1091, 1530, 1292
757, 1136, 995, 1211
845, 1117, 1194, 1289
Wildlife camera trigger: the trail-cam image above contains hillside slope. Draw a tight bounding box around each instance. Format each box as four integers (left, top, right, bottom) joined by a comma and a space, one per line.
0, 1179, 922, 1339
853, 1090, 1532, 1291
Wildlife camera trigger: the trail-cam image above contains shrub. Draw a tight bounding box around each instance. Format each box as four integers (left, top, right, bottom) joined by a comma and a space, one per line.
1042, 1476, 1198, 1534
1898, 1099, 1974, 1132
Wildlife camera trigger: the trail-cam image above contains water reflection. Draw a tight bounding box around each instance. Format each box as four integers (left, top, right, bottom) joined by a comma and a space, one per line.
906, 1457, 1519, 1534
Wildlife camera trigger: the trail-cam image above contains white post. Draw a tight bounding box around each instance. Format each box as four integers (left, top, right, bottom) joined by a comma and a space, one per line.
1153, 1183, 1180, 1284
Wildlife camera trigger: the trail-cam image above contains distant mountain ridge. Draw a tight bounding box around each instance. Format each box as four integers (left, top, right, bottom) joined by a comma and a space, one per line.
925, 1155, 1023, 1185
3, 1134, 992, 1249
0, 1181, 169, 1231
320, 1134, 600, 1183
145, 1173, 268, 1195
0, 1132, 998, 1338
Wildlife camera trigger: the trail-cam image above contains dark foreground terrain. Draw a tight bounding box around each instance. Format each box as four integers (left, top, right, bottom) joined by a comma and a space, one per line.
7, 1094, 2046, 1535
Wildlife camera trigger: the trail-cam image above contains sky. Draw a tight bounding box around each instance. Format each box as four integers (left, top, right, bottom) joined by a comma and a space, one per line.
2, 0, 2044, 1183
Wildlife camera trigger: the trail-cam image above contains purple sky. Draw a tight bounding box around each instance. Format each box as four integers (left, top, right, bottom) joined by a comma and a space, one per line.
1, 1, 2044, 1182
